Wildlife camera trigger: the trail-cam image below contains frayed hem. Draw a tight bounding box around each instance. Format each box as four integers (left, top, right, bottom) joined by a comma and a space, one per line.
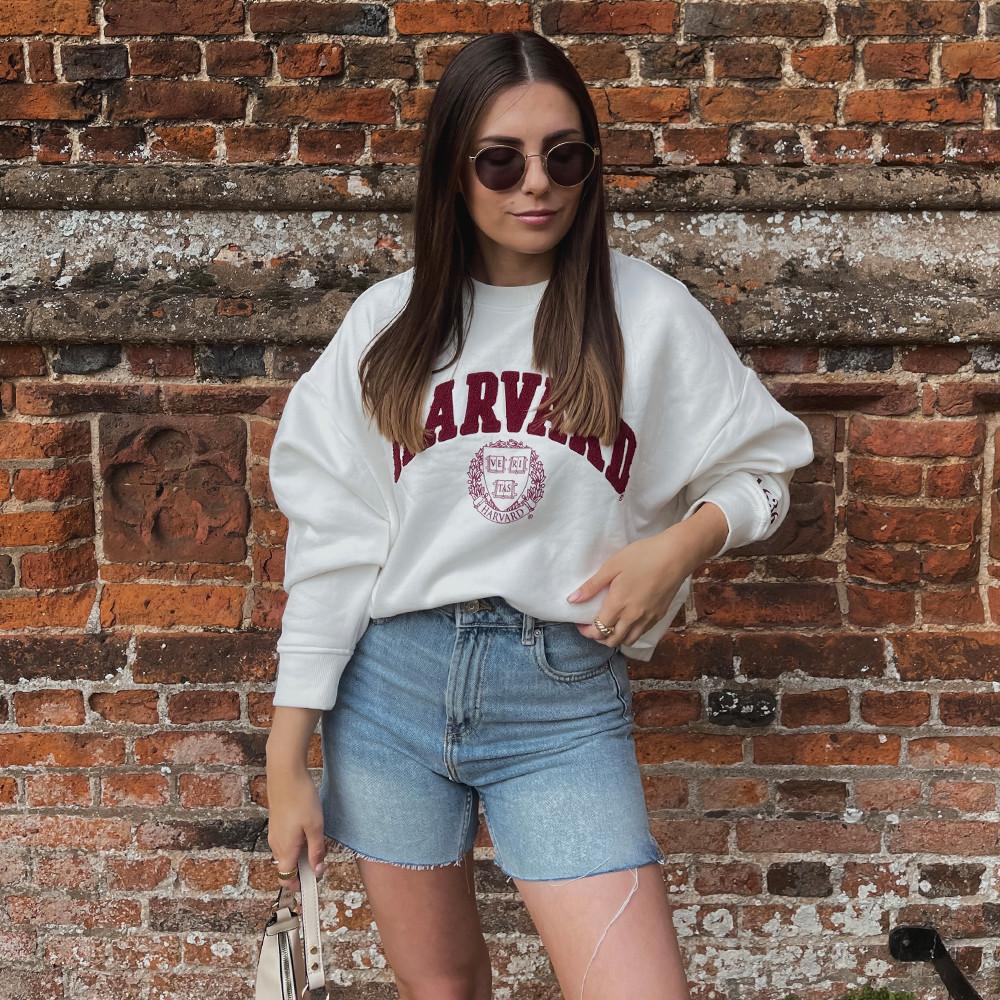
498, 854, 666, 883
325, 833, 467, 871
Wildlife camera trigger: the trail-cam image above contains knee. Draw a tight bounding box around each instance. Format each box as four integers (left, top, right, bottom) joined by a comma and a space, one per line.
396, 955, 492, 1000
396, 974, 487, 1000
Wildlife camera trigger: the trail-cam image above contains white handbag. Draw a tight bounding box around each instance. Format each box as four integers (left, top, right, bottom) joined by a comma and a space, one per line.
254, 846, 329, 999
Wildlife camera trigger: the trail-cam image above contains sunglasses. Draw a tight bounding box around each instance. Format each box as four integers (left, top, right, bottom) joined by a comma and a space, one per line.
467, 140, 600, 191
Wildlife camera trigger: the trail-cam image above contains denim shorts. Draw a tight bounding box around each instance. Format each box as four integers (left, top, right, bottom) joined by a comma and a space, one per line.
318, 595, 666, 881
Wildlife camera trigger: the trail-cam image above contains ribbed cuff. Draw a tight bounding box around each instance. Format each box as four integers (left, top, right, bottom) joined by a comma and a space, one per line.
680, 470, 769, 559
271, 649, 353, 710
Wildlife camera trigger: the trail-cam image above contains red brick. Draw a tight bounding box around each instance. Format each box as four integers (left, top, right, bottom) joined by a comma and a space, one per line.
922, 586, 985, 624
166, 690, 241, 723
696, 581, 841, 627
591, 86, 689, 124
254, 85, 393, 125
25, 772, 91, 807
562, 41, 632, 81
863, 42, 931, 80
845, 583, 916, 626
150, 125, 217, 160
860, 690, 929, 726
737, 819, 880, 853
901, 345, 971, 374
109, 81, 245, 121
0, 0, 97, 34
206, 40, 271, 78
104, 0, 243, 36
700, 86, 836, 124
223, 126, 290, 163
836, 2, 978, 37
884, 127, 947, 163
844, 87, 983, 124
909, 736, 1000, 768
811, 127, 873, 162
847, 455, 923, 497
846, 540, 920, 584
941, 42, 1000, 80
792, 44, 853, 82
849, 414, 984, 458
37, 124, 72, 162
950, 129, 1000, 164
781, 688, 851, 727
700, 777, 767, 810
28, 41, 56, 83
394, 2, 532, 35
275, 42, 343, 79
0, 502, 94, 547
14, 689, 86, 727
753, 732, 900, 766
0, 733, 124, 767
854, 778, 922, 811
21, 544, 98, 589
0, 124, 30, 159
0, 346, 44, 378
660, 126, 730, 165
101, 772, 170, 806
89, 690, 159, 724
125, 345, 195, 378
544, 0, 678, 35
178, 773, 243, 808
99, 583, 244, 628
0, 83, 99, 121
79, 125, 147, 163
128, 40, 201, 77
0, 42, 25, 81
929, 780, 997, 813
716, 43, 781, 79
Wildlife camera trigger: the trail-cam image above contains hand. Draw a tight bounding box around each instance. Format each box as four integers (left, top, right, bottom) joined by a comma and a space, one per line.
565, 507, 726, 647
265, 765, 327, 892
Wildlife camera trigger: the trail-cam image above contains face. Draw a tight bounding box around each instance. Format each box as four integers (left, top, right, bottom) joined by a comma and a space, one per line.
459, 81, 592, 280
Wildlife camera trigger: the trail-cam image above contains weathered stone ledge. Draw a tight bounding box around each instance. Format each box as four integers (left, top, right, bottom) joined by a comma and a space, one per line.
3, 163, 1000, 212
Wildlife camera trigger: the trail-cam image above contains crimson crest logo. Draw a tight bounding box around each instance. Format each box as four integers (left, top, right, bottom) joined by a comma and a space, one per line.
467, 438, 545, 523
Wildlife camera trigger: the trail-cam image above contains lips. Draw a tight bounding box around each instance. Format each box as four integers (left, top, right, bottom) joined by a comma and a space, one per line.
514, 210, 555, 217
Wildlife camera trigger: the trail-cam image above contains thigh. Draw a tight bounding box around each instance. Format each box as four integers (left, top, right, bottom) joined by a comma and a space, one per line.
356, 846, 492, 997
319, 610, 482, 868
476, 644, 663, 882
514, 862, 691, 1000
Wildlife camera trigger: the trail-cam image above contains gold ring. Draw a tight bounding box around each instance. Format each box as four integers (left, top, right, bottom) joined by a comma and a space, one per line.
276, 869, 297, 880
593, 617, 614, 637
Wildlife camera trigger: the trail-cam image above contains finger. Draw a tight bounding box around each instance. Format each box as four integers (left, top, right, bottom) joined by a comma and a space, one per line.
306, 824, 328, 879
272, 844, 303, 891
588, 605, 623, 645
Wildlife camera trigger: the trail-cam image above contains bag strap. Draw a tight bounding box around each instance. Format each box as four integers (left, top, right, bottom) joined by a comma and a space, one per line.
296, 845, 328, 995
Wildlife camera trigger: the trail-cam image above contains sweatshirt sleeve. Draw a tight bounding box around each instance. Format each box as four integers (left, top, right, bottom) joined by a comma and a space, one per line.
268, 365, 391, 710
679, 367, 814, 558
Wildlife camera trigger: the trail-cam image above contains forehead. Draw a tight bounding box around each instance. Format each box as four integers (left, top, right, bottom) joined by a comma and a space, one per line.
472, 83, 584, 144
474, 126, 584, 145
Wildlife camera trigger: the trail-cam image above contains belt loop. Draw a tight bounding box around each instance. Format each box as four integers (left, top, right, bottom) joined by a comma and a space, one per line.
522, 611, 536, 645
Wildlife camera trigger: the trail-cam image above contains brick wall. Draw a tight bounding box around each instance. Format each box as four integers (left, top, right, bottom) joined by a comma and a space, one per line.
1, 3, 999, 999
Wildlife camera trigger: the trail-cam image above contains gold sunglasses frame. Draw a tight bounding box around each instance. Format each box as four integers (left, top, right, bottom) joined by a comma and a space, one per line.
466, 140, 601, 190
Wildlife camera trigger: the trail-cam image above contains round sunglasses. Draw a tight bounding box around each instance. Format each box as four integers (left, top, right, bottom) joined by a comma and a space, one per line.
467, 140, 600, 191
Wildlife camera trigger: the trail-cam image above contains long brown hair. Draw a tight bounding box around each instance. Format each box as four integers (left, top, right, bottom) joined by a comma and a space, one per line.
359, 30, 625, 457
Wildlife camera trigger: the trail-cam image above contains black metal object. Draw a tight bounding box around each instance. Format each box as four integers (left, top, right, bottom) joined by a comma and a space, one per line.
888, 925, 983, 1000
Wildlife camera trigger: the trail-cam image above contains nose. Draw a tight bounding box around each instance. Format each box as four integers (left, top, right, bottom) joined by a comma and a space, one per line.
520, 152, 550, 195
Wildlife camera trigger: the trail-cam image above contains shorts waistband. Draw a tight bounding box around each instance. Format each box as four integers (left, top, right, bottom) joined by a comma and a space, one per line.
436, 596, 539, 640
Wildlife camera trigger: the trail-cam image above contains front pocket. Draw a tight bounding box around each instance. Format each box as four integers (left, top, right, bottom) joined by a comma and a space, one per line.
533, 622, 618, 682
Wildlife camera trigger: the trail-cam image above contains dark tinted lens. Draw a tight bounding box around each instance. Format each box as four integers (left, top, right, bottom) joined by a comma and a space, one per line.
474, 146, 525, 190
546, 141, 594, 186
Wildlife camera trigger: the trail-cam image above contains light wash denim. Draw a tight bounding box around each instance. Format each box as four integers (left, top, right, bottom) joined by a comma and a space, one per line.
319, 595, 666, 881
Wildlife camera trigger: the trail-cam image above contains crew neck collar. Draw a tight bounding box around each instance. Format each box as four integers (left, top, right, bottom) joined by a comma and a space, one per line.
468, 273, 549, 311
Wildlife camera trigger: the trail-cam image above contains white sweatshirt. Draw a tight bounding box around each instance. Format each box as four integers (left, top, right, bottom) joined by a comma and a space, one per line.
268, 248, 815, 709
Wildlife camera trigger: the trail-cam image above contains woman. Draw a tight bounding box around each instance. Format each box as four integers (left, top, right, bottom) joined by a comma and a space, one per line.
265, 29, 814, 1000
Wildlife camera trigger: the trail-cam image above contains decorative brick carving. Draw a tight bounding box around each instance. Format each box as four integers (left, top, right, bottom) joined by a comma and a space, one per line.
99, 415, 248, 563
